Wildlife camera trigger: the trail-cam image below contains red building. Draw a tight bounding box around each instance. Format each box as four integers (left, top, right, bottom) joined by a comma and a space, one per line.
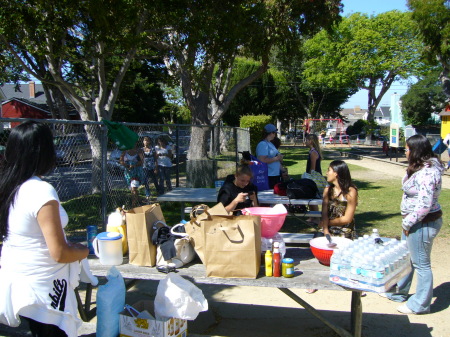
1, 81, 79, 127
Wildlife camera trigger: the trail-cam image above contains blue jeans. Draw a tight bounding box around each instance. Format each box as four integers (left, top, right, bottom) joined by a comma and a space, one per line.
387, 218, 442, 313
143, 167, 163, 196
447, 148, 450, 168
158, 166, 172, 192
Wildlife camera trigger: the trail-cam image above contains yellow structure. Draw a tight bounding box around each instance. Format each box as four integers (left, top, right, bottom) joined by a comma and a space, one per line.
440, 104, 450, 138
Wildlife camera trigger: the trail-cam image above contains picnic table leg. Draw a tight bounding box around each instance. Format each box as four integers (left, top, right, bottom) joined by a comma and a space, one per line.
350, 291, 362, 337
279, 288, 353, 337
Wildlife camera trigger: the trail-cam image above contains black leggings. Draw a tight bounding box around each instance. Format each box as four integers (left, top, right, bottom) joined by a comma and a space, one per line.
23, 316, 67, 337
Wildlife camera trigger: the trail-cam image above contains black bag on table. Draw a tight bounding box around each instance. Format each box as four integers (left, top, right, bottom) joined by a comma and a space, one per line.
286, 178, 319, 199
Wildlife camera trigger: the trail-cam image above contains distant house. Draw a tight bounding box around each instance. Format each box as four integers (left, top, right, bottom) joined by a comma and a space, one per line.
373, 105, 391, 125
340, 106, 368, 127
0, 82, 79, 128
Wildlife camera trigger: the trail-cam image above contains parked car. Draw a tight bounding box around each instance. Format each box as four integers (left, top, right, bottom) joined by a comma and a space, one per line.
54, 133, 92, 165
324, 135, 349, 144
349, 134, 366, 143
330, 135, 350, 144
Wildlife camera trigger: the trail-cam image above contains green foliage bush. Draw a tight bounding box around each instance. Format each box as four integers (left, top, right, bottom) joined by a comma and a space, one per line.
240, 115, 273, 154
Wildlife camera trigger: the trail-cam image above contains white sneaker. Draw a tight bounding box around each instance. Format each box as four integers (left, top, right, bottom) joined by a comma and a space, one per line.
397, 304, 415, 314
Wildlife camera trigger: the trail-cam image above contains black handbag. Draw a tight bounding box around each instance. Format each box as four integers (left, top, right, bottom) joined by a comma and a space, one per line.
286, 178, 319, 199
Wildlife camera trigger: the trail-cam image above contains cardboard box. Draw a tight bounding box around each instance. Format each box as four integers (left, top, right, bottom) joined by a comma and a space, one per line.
329, 264, 412, 293
120, 301, 188, 337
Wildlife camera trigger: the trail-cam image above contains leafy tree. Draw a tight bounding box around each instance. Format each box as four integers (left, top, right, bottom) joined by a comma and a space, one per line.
271, 45, 357, 121
223, 58, 286, 126
408, 0, 450, 100
0, 49, 29, 85
112, 60, 166, 124
146, 0, 342, 160
303, 11, 425, 133
160, 85, 191, 124
401, 71, 447, 125
0, 0, 151, 191
346, 119, 366, 135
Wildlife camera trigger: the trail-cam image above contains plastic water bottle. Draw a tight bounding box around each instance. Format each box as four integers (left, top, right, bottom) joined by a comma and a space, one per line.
271, 233, 286, 259
340, 249, 352, 279
330, 250, 342, 275
372, 256, 386, 287
350, 254, 362, 280
371, 228, 380, 239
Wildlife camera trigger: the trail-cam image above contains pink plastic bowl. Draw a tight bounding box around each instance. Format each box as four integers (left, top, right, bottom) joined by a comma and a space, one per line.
242, 207, 287, 238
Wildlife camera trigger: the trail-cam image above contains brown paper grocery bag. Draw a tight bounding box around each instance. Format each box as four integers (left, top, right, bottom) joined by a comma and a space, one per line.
126, 204, 165, 266
203, 215, 261, 279
185, 203, 229, 264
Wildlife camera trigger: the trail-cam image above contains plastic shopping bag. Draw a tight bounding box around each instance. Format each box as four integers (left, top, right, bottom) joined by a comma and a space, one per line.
96, 266, 126, 337
103, 119, 139, 150
154, 273, 208, 320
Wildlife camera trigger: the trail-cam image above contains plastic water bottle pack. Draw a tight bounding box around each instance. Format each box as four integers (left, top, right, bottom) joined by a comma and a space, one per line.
329, 229, 410, 291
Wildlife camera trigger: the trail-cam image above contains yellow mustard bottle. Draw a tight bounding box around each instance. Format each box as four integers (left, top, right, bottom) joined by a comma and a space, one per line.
265, 250, 273, 277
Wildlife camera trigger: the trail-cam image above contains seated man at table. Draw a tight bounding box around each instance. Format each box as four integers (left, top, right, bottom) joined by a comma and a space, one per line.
217, 161, 259, 215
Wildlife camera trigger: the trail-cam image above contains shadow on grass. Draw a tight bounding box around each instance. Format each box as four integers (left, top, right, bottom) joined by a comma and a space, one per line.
355, 211, 401, 233
352, 179, 384, 191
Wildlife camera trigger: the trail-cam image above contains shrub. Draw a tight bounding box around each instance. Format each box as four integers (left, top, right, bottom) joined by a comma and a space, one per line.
240, 115, 273, 154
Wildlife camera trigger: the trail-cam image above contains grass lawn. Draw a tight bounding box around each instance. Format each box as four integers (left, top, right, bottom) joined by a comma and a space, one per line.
61, 146, 449, 240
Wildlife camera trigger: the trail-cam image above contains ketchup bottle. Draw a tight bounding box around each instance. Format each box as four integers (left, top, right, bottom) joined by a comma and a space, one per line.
273, 242, 281, 277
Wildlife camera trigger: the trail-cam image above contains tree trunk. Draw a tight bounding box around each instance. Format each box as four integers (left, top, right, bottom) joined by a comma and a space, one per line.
84, 124, 102, 194
186, 126, 216, 188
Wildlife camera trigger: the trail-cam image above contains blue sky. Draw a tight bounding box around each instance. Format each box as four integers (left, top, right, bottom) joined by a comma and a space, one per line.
341, 0, 410, 108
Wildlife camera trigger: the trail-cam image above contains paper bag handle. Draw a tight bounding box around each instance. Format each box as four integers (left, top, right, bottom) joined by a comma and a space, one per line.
220, 224, 244, 243
190, 204, 209, 221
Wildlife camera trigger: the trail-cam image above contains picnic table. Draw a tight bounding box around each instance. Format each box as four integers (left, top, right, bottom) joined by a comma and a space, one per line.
80, 246, 363, 337
157, 187, 322, 218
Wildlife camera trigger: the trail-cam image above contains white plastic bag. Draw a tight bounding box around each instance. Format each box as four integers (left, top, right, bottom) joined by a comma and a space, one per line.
154, 273, 208, 320
96, 266, 125, 337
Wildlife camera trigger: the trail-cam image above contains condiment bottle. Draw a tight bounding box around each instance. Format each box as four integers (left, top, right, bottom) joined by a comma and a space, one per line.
265, 250, 273, 277
282, 258, 294, 278
273, 242, 281, 277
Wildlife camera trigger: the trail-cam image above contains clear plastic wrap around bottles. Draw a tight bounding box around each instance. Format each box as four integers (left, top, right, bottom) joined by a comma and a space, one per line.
329, 231, 410, 291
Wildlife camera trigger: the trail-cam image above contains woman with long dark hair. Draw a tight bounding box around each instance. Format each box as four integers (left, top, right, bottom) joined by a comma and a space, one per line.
382, 135, 443, 315
321, 160, 358, 239
0, 121, 89, 336
306, 160, 358, 294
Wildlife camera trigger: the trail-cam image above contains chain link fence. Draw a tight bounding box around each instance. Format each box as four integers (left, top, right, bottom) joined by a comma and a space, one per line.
0, 118, 250, 241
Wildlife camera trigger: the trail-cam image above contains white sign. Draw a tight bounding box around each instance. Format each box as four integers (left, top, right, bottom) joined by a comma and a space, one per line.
390, 123, 399, 148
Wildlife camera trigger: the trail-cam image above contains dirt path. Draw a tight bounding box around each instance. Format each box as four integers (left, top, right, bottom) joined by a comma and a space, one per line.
329, 151, 450, 189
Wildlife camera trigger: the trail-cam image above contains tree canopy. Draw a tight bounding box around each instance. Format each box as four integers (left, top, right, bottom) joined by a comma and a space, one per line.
145, 0, 342, 159
401, 70, 446, 125
302, 11, 424, 123
408, 0, 450, 100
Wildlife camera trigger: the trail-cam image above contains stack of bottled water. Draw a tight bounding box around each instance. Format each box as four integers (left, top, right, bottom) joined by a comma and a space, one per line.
329, 229, 410, 291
